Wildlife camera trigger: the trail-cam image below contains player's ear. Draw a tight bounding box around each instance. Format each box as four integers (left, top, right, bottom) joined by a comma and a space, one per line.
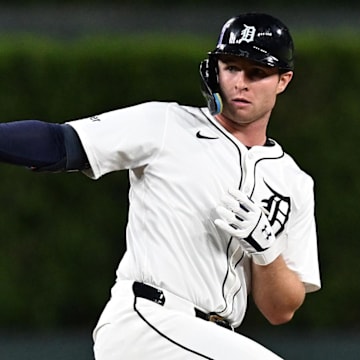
276, 71, 293, 94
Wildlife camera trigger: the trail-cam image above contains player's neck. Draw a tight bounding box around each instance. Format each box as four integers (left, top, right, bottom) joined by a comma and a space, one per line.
215, 114, 268, 147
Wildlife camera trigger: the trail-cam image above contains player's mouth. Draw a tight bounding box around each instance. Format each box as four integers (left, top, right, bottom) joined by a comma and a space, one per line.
232, 98, 251, 107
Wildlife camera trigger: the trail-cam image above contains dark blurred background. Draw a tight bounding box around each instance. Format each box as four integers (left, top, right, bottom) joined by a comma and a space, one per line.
0, 1, 359, 359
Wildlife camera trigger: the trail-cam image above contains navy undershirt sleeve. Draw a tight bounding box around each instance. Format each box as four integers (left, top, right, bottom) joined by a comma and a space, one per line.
0, 120, 88, 171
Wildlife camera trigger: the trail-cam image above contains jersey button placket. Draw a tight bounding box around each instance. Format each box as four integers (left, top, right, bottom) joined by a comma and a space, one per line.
241, 152, 255, 196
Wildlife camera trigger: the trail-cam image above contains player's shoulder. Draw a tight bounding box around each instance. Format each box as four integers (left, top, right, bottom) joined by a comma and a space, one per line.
132, 101, 192, 110
125, 101, 175, 113
270, 139, 314, 184
126, 101, 200, 116
282, 149, 314, 187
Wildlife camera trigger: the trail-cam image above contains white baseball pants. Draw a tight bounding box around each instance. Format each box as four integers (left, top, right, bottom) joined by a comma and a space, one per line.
93, 280, 283, 360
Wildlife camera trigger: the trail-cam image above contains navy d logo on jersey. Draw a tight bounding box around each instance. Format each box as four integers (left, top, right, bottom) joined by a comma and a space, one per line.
261, 180, 291, 237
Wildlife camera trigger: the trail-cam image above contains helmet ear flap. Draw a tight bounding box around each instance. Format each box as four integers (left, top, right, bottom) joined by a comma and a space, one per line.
199, 57, 223, 116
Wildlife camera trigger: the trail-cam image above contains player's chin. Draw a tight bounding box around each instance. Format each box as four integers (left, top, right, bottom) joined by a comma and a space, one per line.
223, 106, 253, 124
226, 112, 256, 126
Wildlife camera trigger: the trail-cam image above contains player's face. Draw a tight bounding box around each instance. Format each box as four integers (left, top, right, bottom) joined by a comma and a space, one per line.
217, 55, 293, 128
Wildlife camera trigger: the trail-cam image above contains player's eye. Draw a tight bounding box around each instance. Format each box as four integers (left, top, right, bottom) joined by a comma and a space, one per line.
225, 65, 238, 72
247, 68, 268, 79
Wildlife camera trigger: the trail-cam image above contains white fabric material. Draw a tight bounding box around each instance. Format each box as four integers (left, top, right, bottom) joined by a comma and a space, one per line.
68, 102, 321, 330
93, 280, 283, 360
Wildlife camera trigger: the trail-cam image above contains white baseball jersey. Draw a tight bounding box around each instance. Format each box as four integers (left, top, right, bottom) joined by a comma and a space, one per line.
68, 101, 321, 328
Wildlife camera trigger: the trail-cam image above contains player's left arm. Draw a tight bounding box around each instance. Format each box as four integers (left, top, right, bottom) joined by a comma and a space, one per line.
251, 255, 305, 325
215, 188, 306, 324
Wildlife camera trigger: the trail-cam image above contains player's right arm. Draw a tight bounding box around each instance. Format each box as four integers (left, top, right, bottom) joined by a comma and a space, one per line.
0, 120, 89, 172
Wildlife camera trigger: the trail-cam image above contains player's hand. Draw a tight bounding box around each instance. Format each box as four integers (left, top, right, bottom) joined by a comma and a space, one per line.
214, 189, 286, 266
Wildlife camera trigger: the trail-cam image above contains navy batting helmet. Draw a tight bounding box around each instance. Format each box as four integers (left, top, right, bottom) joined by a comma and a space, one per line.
200, 13, 295, 115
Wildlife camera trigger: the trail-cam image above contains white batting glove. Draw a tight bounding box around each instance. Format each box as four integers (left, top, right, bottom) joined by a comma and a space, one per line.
215, 189, 286, 266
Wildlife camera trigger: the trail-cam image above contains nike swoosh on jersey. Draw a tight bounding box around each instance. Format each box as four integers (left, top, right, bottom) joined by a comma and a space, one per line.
196, 131, 219, 140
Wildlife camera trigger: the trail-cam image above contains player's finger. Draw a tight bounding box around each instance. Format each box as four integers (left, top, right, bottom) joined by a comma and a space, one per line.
220, 193, 239, 212
215, 206, 250, 235
216, 206, 240, 222
228, 188, 259, 213
216, 205, 251, 225
214, 218, 240, 237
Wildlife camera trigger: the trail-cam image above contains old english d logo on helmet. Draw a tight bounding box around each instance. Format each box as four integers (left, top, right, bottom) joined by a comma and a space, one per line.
229, 24, 256, 44
219, 21, 257, 45
214, 13, 294, 71
199, 13, 294, 115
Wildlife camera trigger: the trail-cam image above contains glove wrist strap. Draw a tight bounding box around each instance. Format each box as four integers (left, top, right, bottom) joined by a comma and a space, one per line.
252, 235, 287, 266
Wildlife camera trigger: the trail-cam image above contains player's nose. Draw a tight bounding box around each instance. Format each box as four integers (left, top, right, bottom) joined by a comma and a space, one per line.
234, 71, 249, 90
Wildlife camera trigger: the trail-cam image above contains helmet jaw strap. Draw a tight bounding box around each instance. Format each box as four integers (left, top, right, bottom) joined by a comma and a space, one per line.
199, 58, 223, 116
208, 92, 223, 116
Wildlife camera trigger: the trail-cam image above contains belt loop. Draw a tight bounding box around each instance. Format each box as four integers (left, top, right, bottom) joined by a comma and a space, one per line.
133, 281, 166, 306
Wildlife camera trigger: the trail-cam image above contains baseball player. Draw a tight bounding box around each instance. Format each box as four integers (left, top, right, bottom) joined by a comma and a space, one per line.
0, 13, 320, 359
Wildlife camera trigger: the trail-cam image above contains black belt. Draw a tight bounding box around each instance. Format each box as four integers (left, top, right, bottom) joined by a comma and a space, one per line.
132, 281, 233, 331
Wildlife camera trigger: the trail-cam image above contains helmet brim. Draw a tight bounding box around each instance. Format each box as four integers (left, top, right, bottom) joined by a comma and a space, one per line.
211, 44, 294, 71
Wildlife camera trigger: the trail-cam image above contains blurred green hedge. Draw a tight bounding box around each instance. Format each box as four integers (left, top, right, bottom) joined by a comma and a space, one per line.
4, 0, 359, 7
0, 33, 359, 331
